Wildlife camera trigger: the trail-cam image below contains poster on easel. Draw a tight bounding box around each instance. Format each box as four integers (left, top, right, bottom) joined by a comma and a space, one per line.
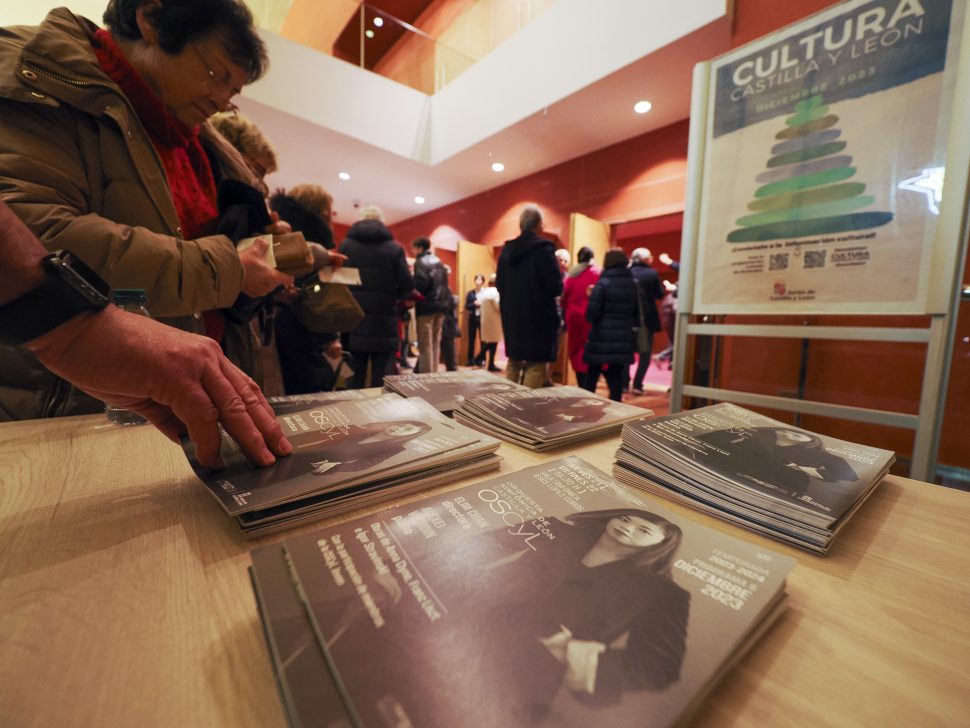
694, 0, 965, 314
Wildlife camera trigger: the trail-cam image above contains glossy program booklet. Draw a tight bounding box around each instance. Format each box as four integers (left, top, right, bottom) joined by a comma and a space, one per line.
454, 386, 652, 450
382, 370, 529, 414
183, 394, 499, 518
262, 457, 794, 728
613, 403, 895, 552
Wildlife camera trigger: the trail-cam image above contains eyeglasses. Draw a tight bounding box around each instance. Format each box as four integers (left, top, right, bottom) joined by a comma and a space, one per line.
192, 44, 240, 113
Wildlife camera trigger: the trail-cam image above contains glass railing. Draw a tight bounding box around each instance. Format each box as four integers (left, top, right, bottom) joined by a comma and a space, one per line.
335, 4, 477, 94
258, 0, 558, 95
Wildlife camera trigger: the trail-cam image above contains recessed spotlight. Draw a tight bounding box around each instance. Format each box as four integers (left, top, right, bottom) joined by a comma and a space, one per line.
414, 196, 425, 204
634, 100, 652, 114
374, 17, 384, 27
491, 162, 505, 172
338, 172, 350, 181
365, 29, 375, 39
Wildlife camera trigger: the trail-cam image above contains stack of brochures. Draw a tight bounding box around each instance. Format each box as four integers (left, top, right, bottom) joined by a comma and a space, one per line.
249, 457, 795, 728
183, 392, 502, 538
453, 385, 651, 450
382, 369, 529, 414
612, 403, 896, 553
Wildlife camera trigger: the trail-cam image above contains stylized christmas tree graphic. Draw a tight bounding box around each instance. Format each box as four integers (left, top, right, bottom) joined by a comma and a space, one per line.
727, 95, 893, 243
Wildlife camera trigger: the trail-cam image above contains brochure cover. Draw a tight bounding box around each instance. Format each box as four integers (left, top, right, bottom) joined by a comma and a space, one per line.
184, 395, 487, 515
614, 403, 894, 551
455, 386, 650, 450
618, 403, 894, 527
281, 457, 795, 727
382, 370, 528, 413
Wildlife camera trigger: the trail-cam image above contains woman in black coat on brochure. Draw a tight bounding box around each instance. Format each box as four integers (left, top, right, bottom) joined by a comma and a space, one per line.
380, 506, 691, 727
339, 205, 414, 387
583, 249, 639, 401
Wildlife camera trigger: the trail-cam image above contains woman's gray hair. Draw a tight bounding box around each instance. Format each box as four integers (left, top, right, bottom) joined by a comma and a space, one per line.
359, 204, 384, 222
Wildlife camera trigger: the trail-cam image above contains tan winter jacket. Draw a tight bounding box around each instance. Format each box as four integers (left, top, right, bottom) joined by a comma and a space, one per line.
0, 9, 259, 419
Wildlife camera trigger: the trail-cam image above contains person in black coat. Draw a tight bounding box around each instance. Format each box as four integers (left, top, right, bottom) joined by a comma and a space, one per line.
411, 237, 451, 374
268, 186, 342, 394
628, 248, 665, 394
496, 205, 563, 388
338, 205, 414, 388
583, 249, 639, 401
465, 273, 486, 366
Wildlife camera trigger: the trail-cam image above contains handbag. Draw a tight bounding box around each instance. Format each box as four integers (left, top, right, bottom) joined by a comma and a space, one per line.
294, 277, 364, 333
636, 286, 650, 354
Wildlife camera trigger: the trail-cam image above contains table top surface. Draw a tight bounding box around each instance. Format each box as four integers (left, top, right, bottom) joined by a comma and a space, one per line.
1, 413, 968, 727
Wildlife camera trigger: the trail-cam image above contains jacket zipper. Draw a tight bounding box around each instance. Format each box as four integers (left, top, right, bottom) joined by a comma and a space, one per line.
22, 60, 95, 89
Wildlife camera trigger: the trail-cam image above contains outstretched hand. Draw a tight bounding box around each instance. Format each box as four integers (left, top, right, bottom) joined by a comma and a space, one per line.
27, 306, 293, 469
239, 236, 294, 297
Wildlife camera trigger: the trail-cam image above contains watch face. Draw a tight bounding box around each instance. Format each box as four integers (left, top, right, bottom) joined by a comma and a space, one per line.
48, 251, 110, 306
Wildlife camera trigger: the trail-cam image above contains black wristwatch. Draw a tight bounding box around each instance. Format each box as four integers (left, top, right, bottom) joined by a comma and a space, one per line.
0, 250, 111, 346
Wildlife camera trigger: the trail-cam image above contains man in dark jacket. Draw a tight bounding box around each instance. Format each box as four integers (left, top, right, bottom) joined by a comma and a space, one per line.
628, 247, 665, 395
411, 237, 450, 375
496, 206, 563, 388
339, 206, 414, 388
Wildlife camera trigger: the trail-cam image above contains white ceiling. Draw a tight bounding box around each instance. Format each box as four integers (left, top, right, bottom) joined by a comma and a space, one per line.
244, 2, 733, 225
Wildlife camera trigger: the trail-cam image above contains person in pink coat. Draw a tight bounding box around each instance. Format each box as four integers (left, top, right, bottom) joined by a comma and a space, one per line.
560, 246, 600, 389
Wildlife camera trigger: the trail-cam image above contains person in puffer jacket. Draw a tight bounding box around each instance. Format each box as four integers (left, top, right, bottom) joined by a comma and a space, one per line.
338, 205, 414, 388
583, 248, 638, 401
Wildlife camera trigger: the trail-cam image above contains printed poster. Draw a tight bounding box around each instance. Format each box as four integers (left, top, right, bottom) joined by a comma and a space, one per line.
695, 0, 963, 313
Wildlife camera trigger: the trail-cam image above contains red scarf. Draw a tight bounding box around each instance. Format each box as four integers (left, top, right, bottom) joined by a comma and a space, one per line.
92, 30, 225, 340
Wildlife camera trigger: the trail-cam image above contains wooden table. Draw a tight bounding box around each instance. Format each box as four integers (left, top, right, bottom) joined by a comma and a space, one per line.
1, 414, 968, 727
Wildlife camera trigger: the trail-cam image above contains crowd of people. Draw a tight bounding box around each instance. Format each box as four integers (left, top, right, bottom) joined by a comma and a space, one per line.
0, 0, 680, 466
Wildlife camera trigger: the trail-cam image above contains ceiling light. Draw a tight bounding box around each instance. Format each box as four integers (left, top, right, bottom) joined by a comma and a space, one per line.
374, 17, 384, 27
414, 196, 425, 204
365, 29, 375, 39
338, 172, 350, 180
634, 100, 652, 114
491, 162, 505, 172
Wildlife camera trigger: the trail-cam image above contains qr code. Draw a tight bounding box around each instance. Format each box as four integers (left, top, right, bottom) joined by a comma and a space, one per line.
804, 250, 826, 269
769, 254, 789, 271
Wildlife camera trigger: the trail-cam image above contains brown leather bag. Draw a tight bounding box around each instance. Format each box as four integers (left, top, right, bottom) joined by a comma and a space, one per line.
294, 277, 364, 333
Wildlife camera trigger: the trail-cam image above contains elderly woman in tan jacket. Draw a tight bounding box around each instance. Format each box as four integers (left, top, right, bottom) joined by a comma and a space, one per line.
0, 0, 295, 420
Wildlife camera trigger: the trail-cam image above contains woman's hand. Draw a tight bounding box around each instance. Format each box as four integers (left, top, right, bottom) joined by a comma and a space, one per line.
563, 639, 607, 694
239, 236, 294, 297
308, 242, 348, 271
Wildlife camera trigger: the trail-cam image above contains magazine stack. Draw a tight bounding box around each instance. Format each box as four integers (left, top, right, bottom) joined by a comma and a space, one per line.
382, 369, 529, 414
612, 403, 896, 554
183, 393, 502, 538
453, 385, 651, 450
250, 457, 796, 728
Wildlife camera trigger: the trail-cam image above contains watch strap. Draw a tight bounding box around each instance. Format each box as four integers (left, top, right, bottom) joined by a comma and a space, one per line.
0, 252, 110, 346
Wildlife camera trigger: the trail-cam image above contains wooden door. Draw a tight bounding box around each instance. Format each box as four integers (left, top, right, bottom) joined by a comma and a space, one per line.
457, 241, 497, 364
